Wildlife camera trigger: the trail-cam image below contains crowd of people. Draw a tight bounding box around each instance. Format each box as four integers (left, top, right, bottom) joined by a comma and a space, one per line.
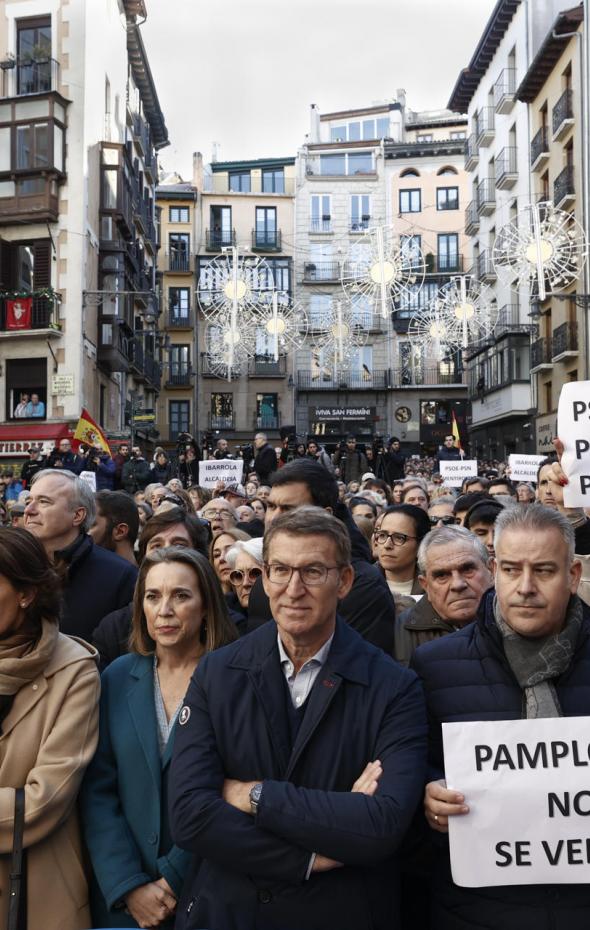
0, 428, 588, 930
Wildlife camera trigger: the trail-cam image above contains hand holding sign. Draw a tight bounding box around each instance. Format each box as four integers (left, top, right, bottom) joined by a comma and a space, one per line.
424, 779, 469, 833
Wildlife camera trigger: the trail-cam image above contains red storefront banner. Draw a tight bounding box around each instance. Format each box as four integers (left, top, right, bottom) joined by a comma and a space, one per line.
6, 297, 32, 330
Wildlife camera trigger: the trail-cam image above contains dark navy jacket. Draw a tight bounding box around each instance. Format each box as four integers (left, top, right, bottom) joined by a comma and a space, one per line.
81, 654, 190, 927
170, 617, 427, 930
411, 590, 590, 930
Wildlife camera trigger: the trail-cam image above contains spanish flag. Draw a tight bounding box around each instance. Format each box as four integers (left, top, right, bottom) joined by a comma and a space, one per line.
73, 408, 111, 454
451, 409, 463, 452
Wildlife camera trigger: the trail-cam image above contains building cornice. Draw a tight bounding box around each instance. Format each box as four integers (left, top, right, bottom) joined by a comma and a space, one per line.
320, 103, 401, 121
127, 23, 169, 149
516, 5, 583, 102
210, 157, 295, 172
384, 140, 466, 159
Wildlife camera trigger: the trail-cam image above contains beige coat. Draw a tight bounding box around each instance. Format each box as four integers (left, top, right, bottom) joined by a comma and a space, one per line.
0, 633, 100, 930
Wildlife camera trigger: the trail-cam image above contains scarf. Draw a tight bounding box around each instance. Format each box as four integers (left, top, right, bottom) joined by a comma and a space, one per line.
0, 618, 59, 697
493, 594, 583, 718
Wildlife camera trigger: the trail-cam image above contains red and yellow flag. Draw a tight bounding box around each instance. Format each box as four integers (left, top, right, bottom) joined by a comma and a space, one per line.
73, 408, 110, 454
451, 410, 462, 452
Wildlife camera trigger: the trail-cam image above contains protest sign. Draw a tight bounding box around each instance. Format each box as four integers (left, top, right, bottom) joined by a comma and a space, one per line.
78, 470, 97, 492
439, 459, 478, 487
558, 381, 590, 507
508, 454, 545, 483
443, 716, 590, 887
198, 458, 244, 489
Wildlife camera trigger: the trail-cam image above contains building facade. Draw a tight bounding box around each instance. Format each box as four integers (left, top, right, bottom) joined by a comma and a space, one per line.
0, 0, 167, 462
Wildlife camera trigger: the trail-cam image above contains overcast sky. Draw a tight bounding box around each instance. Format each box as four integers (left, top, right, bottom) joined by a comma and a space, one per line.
142, 0, 495, 179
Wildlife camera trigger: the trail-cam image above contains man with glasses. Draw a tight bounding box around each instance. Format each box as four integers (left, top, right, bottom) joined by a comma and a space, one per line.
428, 496, 457, 528
170, 506, 427, 930
394, 525, 492, 666
201, 498, 238, 534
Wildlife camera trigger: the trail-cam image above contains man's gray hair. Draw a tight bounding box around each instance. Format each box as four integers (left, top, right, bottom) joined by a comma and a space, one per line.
226, 537, 264, 569
428, 495, 456, 510
255, 432, 267, 441
494, 504, 575, 562
418, 524, 489, 574
31, 468, 96, 533
263, 505, 351, 565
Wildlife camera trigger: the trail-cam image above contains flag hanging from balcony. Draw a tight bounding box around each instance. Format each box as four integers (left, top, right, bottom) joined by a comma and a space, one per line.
73, 408, 111, 454
6, 297, 32, 330
451, 409, 463, 453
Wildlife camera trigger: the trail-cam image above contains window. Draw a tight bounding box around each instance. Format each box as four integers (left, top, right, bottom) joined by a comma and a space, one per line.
329, 117, 389, 141
211, 393, 233, 430
319, 152, 373, 176
310, 194, 331, 233
399, 189, 421, 213
168, 287, 190, 320
544, 381, 552, 413
169, 206, 189, 223
255, 207, 277, 248
400, 168, 420, 177
437, 186, 459, 210
16, 123, 50, 169
400, 235, 422, 269
169, 233, 190, 271
348, 152, 374, 175
350, 295, 373, 329
209, 205, 232, 247
309, 294, 332, 327
437, 234, 459, 272
266, 258, 291, 295
256, 393, 278, 429
262, 168, 284, 193
6, 358, 47, 421
417, 134, 433, 142
350, 194, 371, 231
169, 400, 190, 440
350, 346, 373, 381
16, 16, 52, 94
228, 170, 250, 192
450, 131, 466, 140
169, 345, 191, 384
437, 165, 459, 176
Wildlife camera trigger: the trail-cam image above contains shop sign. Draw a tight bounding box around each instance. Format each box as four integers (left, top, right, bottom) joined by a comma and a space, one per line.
313, 406, 376, 421
0, 439, 54, 458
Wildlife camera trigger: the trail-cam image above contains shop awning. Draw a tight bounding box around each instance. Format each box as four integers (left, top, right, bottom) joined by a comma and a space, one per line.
0, 422, 71, 457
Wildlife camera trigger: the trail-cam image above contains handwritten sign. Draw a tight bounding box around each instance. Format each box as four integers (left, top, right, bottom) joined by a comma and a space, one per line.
443, 717, 590, 887
508, 454, 545, 483
558, 381, 590, 507
78, 470, 97, 493
439, 460, 478, 487
198, 458, 244, 489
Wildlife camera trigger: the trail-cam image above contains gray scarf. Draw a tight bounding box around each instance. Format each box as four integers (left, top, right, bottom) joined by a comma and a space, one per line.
493, 594, 583, 718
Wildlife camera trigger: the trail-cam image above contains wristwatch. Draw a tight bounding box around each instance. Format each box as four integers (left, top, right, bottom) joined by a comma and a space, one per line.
249, 782, 263, 815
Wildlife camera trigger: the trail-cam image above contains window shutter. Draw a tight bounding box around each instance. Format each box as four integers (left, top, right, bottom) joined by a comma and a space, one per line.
0, 239, 15, 290
33, 240, 52, 288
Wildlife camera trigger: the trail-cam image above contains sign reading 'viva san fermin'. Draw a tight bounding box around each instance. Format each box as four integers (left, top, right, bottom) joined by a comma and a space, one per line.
313, 407, 376, 421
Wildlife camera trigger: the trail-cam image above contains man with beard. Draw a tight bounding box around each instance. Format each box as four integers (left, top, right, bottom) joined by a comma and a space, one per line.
89, 490, 139, 566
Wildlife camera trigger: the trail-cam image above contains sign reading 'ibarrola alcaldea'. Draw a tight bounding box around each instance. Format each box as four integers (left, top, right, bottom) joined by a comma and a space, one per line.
559, 381, 590, 506
443, 717, 590, 887
508, 454, 545, 483
198, 459, 244, 489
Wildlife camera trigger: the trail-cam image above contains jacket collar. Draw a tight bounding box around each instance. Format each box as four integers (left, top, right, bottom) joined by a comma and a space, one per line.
403, 594, 457, 633
54, 532, 92, 567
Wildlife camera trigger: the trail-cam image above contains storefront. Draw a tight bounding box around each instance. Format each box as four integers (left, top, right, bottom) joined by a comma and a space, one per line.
0, 422, 71, 471
308, 405, 379, 449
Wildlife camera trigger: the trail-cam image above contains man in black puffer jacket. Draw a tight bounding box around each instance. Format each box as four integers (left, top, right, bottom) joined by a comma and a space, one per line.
412, 504, 590, 930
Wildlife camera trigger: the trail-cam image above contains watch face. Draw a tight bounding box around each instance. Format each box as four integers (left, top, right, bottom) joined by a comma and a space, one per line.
395, 406, 411, 423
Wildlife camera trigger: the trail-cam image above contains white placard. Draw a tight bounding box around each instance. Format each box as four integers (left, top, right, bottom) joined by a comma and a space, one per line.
439, 459, 478, 487
198, 458, 244, 489
508, 454, 545, 483
51, 374, 75, 395
78, 470, 97, 492
558, 381, 590, 507
443, 716, 590, 887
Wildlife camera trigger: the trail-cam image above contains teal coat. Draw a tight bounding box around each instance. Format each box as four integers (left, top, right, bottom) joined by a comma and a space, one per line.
81, 654, 191, 928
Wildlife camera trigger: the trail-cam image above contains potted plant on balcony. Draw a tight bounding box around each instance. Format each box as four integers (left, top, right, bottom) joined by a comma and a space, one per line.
0, 53, 15, 70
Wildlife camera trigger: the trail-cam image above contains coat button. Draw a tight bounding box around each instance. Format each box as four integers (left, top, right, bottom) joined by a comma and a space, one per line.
258, 889, 272, 904
32, 684, 38, 691
148, 832, 158, 845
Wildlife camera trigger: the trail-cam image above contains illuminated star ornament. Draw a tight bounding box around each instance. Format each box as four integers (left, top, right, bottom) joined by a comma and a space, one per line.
436, 275, 498, 348
493, 201, 588, 300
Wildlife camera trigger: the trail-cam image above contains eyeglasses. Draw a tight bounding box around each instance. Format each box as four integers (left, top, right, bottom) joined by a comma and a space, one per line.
202, 509, 231, 520
264, 563, 344, 586
428, 515, 457, 526
373, 531, 417, 547
229, 567, 263, 586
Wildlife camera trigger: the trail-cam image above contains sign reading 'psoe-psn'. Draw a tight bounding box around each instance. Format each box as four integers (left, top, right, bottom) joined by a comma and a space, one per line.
443, 717, 590, 887
439, 460, 478, 487
558, 381, 590, 507
198, 458, 244, 489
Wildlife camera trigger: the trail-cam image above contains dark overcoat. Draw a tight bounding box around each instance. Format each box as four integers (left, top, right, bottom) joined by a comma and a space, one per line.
169, 617, 427, 930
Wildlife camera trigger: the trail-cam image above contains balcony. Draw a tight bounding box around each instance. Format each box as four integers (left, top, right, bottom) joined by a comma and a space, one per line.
465, 200, 480, 235
554, 165, 575, 209
0, 292, 61, 337
297, 370, 389, 390
248, 355, 288, 377
251, 229, 282, 252
167, 252, 192, 273
433, 254, 464, 274
495, 147, 518, 190
350, 218, 372, 233
476, 107, 495, 147
530, 337, 553, 372
465, 133, 479, 170
97, 321, 130, 375
552, 321, 578, 361
477, 250, 496, 283
391, 365, 464, 387
202, 175, 295, 196
552, 88, 574, 141
209, 413, 235, 430
205, 228, 236, 251
530, 127, 550, 171
309, 218, 333, 234
303, 261, 340, 283
493, 68, 516, 114
0, 177, 60, 224
0, 56, 59, 98
200, 353, 241, 379
165, 363, 193, 388
476, 179, 495, 216
496, 304, 533, 337
254, 414, 281, 430
132, 113, 151, 159
167, 309, 194, 329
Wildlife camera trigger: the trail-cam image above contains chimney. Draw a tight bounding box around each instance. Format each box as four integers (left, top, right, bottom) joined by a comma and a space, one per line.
211, 142, 220, 163
309, 104, 320, 144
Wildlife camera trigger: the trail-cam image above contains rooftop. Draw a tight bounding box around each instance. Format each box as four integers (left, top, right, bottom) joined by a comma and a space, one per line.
516, 5, 583, 102
127, 23, 169, 149
210, 157, 296, 172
